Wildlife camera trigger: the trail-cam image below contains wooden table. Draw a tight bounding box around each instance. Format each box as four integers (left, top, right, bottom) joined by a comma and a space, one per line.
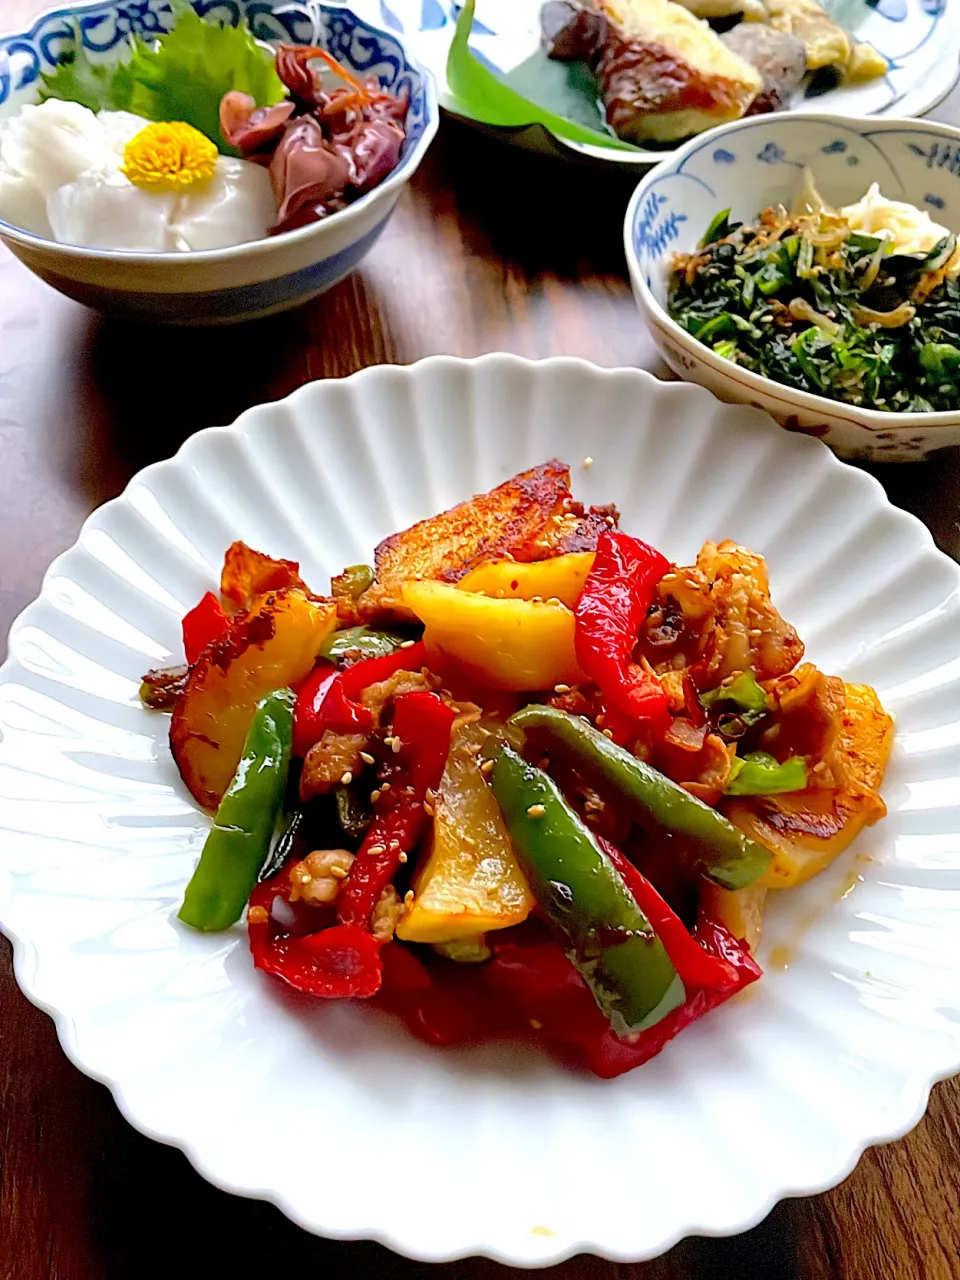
2, 4, 960, 1276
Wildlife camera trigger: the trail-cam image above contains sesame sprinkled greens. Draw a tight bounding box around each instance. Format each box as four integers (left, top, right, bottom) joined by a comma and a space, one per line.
668, 202, 960, 413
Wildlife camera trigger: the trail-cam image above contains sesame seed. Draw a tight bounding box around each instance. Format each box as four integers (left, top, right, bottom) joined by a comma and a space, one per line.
398, 851, 408, 863
602, 728, 614, 739
383, 735, 395, 749
530, 1018, 544, 1029
604, 515, 616, 527
582, 456, 594, 470
367, 845, 385, 856
389, 839, 401, 850
423, 802, 435, 817
554, 683, 571, 694
392, 737, 402, 754
404, 890, 415, 906
748, 628, 763, 637
360, 751, 375, 765
330, 865, 348, 879
480, 758, 495, 775
721, 674, 736, 687
464, 836, 476, 848
425, 788, 437, 805
340, 771, 353, 786
381, 781, 391, 792
370, 789, 381, 804
531, 595, 543, 604
661, 572, 677, 583
527, 803, 546, 818
299, 873, 312, 884
496, 589, 506, 598
546, 596, 562, 606
399, 639, 416, 649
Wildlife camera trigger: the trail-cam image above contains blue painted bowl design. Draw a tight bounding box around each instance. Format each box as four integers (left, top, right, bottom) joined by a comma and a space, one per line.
0, 1, 437, 323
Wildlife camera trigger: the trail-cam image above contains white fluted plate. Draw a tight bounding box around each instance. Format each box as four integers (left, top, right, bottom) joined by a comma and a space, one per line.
2, 355, 959, 1266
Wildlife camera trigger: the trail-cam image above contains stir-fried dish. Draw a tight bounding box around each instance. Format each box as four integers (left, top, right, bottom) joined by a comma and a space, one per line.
668, 176, 960, 412
143, 461, 892, 1077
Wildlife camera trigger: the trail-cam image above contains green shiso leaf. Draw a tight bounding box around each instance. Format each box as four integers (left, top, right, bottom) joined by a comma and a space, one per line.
39, 2, 285, 155
444, 0, 640, 154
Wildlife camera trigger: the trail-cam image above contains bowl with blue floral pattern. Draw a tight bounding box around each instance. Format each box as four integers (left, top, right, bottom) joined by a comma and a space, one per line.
0, 0, 437, 324
626, 113, 960, 460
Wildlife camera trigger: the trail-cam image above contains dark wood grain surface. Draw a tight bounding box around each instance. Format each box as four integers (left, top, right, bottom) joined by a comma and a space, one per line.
2, 3, 960, 1275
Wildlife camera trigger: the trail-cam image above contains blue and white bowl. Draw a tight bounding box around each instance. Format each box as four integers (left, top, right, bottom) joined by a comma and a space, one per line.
625, 114, 960, 461
0, 1, 437, 324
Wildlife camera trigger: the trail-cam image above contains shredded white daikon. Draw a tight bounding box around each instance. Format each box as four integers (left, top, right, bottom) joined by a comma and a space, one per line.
839, 182, 960, 277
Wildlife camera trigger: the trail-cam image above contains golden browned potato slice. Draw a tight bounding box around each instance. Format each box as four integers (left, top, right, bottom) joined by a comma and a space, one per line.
220, 541, 308, 610
171, 588, 337, 810
730, 789, 884, 889
839, 682, 894, 793
372, 459, 573, 591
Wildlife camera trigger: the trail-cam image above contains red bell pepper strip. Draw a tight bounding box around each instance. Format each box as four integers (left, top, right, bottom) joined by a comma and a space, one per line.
292, 662, 367, 757
376, 914, 761, 1079
336, 690, 456, 930
597, 835, 738, 991
339, 641, 427, 701
574, 531, 671, 734
249, 688, 455, 1000
291, 641, 429, 758
182, 591, 229, 666
247, 874, 384, 998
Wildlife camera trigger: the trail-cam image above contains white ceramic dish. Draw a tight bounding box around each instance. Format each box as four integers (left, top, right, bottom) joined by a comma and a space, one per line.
626, 113, 960, 460
347, 0, 960, 169
2, 355, 960, 1266
0, 0, 437, 324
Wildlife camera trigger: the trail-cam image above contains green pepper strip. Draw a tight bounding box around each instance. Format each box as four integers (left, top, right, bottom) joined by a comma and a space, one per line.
319, 626, 406, 664
508, 705, 772, 891
701, 670, 767, 714
491, 745, 685, 1037
179, 688, 295, 933
726, 751, 808, 796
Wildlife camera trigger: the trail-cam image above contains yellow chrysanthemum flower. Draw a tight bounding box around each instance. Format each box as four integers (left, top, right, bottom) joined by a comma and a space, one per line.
122, 121, 217, 192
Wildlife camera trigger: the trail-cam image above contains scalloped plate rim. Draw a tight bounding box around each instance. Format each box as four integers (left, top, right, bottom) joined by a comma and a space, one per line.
1, 354, 960, 1266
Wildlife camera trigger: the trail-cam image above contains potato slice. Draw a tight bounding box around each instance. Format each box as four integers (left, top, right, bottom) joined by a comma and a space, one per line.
840, 682, 894, 793
397, 719, 533, 943
728, 788, 885, 890
402, 580, 585, 691
457, 552, 595, 609
373, 459, 571, 590
700, 881, 767, 954
220, 541, 307, 610
171, 589, 337, 809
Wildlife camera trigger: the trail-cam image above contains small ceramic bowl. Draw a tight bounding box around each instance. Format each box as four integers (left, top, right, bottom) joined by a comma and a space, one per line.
0, 1, 437, 324
625, 113, 960, 461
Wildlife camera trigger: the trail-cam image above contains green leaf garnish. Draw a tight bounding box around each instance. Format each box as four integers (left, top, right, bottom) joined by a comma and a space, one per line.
445, 0, 639, 154
38, 26, 138, 113
39, 3, 285, 155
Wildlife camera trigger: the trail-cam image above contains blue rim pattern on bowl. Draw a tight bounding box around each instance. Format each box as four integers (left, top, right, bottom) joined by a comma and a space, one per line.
0, 0, 438, 320
624, 113, 960, 460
